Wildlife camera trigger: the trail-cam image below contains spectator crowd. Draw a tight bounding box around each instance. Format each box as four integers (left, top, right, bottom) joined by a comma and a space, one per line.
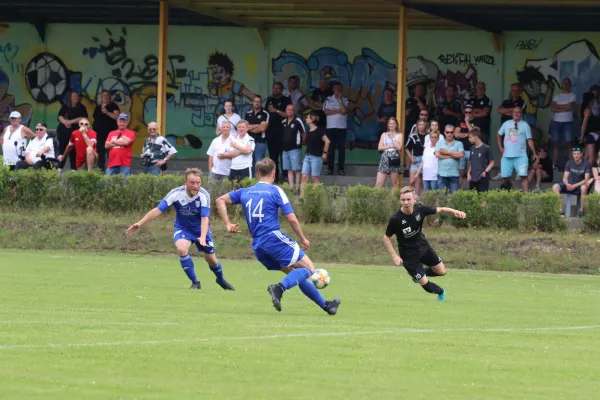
2, 78, 600, 217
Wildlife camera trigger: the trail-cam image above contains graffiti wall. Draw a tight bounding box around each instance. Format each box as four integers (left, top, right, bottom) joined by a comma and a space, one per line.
505, 32, 600, 151
1, 24, 503, 163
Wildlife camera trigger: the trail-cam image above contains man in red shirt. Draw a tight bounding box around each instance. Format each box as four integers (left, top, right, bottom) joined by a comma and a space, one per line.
58, 118, 98, 171
106, 113, 136, 176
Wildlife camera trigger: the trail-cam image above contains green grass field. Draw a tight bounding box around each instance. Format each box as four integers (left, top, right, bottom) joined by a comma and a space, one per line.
1, 250, 599, 400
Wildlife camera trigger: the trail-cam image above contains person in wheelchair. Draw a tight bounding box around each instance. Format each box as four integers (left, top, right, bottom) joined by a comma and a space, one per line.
15, 123, 58, 170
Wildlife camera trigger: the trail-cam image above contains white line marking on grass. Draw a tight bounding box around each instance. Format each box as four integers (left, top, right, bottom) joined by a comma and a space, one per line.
0, 321, 178, 326
1, 325, 599, 351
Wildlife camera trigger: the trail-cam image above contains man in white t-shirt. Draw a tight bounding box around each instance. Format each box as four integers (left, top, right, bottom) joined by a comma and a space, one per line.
217, 120, 255, 182
323, 82, 349, 176
551, 77, 577, 166
16, 122, 55, 170
207, 120, 233, 182
1, 111, 35, 169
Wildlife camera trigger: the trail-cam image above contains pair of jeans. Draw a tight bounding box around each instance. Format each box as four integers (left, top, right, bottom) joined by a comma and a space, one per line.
143, 165, 161, 176
107, 166, 132, 177
423, 179, 439, 192
438, 175, 459, 194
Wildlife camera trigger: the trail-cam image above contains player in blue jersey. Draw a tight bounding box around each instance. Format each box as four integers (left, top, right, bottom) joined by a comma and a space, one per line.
127, 168, 235, 290
216, 158, 340, 314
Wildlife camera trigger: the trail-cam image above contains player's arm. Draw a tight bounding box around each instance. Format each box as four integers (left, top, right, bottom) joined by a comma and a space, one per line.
127, 206, 164, 235
216, 192, 240, 233
198, 195, 211, 246
436, 207, 467, 219
383, 218, 402, 266
285, 212, 309, 250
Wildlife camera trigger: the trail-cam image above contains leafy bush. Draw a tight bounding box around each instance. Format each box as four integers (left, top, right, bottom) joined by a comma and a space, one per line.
344, 185, 391, 224
302, 183, 324, 223
484, 189, 522, 229
520, 191, 566, 232
583, 193, 600, 232
447, 190, 484, 228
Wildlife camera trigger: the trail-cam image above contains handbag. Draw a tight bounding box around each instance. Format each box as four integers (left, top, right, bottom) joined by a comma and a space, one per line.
388, 152, 401, 167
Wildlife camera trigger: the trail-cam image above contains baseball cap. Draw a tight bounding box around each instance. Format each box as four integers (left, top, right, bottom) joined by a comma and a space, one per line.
9, 111, 21, 119
118, 113, 128, 120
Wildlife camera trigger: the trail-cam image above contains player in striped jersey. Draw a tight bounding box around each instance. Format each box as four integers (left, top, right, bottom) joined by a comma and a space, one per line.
127, 168, 234, 290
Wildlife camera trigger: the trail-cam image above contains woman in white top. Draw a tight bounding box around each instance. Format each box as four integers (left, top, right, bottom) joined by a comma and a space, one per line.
375, 117, 403, 189
0, 111, 35, 170
414, 130, 440, 192
216, 100, 241, 138
550, 77, 576, 166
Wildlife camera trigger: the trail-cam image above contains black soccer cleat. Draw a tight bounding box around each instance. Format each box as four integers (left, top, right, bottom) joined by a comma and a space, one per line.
267, 284, 284, 312
322, 297, 341, 315
216, 279, 235, 291
189, 281, 201, 290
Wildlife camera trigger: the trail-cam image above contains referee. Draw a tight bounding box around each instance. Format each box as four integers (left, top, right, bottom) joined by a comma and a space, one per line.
382, 186, 466, 301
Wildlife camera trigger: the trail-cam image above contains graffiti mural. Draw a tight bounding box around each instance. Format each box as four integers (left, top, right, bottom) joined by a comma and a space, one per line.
273, 49, 480, 145
0, 66, 32, 131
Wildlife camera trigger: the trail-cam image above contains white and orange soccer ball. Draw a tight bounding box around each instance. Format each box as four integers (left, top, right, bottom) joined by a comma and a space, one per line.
310, 269, 330, 290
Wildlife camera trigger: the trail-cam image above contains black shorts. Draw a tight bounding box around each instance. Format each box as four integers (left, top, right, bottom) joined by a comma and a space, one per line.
401, 246, 442, 282
229, 167, 252, 182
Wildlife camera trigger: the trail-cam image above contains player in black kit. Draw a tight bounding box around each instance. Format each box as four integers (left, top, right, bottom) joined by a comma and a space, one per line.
383, 186, 466, 301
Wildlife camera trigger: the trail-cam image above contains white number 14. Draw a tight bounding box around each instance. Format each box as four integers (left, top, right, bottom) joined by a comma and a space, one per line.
245, 198, 265, 223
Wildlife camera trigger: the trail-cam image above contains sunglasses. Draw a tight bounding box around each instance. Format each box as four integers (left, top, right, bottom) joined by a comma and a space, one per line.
35, 128, 45, 132
419, 113, 428, 116
464, 111, 472, 114
79, 122, 90, 126
445, 131, 454, 134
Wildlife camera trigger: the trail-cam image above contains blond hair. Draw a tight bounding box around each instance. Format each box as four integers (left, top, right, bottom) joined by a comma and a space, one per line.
400, 186, 416, 196
184, 168, 202, 180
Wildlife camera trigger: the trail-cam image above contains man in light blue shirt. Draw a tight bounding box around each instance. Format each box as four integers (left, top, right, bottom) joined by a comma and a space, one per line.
497, 107, 538, 192
435, 125, 464, 194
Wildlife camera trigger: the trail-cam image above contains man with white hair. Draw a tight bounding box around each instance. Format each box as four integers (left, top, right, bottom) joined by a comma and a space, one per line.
0, 111, 35, 170
140, 122, 177, 176
16, 122, 55, 170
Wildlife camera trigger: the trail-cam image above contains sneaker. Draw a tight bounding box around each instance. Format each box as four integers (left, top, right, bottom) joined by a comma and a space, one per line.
326, 169, 334, 176
216, 279, 235, 291
533, 185, 541, 193
189, 281, 201, 290
437, 290, 446, 302
338, 169, 346, 176
560, 210, 565, 218
515, 175, 521, 181
492, 173, 502, 181
322, 297, 341, 315
267, 284, 284, 312
578, 210, 585, 218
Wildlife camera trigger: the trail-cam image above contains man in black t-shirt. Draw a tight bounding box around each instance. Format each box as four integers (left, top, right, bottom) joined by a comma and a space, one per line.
434, 86, 463, 130
467, 128, 494, 192
383, 186, 466, 301
497, 84, 526, 123
467, 82, 491, 144
306, 78, 332, 127
265, 82, 292, 182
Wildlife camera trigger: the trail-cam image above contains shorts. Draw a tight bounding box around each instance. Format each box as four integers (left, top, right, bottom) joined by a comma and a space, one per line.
229, 167, 252, 182
459, 150, 471, 170
254, 230, 305, 271
302, 154, 324, 177
282, 149, 302, 171
557, 183, 582, 196
583, 132, 599, 145
410, 155, 423, 173
401, 246, 442, 282
551, 121, 573, 142
173, 230, 215, 254
501, 155, 529, 178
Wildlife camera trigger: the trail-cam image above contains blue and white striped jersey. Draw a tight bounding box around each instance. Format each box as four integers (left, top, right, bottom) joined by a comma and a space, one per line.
157, 185, 211, 237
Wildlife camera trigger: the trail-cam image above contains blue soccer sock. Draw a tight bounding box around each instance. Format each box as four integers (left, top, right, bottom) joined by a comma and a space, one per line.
209, 260, 225, 282
180, 255, 198, 283
279, 268, 311, 290
298, 279, 327, 308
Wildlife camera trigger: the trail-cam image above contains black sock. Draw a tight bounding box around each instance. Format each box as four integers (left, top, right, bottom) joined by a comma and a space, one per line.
425, 268, 443, 277
422, 281, 444, 295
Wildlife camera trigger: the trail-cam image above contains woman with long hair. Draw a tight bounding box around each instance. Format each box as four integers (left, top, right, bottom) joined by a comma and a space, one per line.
405, 120, 428, 195
93, 90, 120, 171
375, 117, 403, 189
580, 85, 600, 165
216, 100, 241, 138
57, 91, 88, 170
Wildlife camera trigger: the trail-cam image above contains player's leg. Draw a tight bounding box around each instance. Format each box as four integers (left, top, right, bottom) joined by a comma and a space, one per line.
174, 235, 200, 289
201, 250, 235, 291
421, 246, 446, 277
406, 262, 446, 301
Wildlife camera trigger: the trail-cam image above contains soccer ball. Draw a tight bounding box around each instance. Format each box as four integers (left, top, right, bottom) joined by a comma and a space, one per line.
25, 52, 68, 104
310, 269, 330, 290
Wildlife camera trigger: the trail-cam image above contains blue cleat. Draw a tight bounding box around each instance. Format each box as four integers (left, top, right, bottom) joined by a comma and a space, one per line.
437, 290, 446, 302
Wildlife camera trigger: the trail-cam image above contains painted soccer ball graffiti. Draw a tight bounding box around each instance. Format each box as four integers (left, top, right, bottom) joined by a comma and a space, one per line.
25, 53, 68, 104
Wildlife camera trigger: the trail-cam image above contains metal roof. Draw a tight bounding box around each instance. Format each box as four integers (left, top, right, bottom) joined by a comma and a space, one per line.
2, 0, 600, 32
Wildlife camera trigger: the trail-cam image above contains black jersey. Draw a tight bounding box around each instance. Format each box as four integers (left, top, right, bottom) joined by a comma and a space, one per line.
385, 204, 437, 256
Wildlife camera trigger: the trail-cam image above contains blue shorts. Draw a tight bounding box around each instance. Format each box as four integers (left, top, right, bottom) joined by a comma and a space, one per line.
459, 150, 471, 170
501, 155, 529, 178
551, 121, 573, 142
410, 155, 423, 172
302, 154, 324, 177
254, 230, 305, 271
282, 149, 302, 171
173, 230, 215, 254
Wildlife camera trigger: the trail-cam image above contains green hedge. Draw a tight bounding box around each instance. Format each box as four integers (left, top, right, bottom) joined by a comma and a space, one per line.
0, 168, 593, 232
